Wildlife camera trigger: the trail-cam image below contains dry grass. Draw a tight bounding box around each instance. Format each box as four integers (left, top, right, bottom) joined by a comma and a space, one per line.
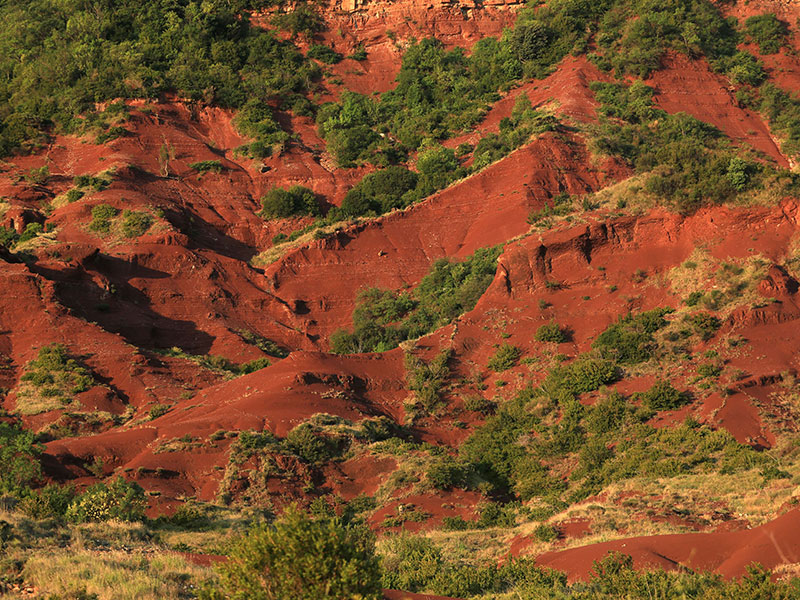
20, 549, 211, 599
667, 249, 771, 317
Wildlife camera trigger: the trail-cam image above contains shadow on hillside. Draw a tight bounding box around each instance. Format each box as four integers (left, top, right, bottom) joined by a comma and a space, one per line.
33, 253, 217, 355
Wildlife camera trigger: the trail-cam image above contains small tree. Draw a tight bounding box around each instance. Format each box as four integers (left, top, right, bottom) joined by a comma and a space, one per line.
209, 507, 382, 600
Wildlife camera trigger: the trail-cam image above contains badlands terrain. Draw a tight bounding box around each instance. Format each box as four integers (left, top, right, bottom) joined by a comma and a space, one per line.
2, 0, 800, 597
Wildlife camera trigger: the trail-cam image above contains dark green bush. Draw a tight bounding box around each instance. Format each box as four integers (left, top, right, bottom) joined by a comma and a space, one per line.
308, 44, 342, 64
685, 312, 721, 341
534, 321, 567, 343
339, 166, 418, 217
487, 343, 521, 372
20, 484, 75, 519
0, 423, 43, 496
405, 349, 452, 414
285, 424, 348, 465
636, 380, 688, 411
259, 185, 319, 219
188, 160, 224, 175
331, 245, 501, 354
542, 357, 618, 398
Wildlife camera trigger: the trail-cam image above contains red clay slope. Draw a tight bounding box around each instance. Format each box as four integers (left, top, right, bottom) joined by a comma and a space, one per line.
537, 508, 800, 581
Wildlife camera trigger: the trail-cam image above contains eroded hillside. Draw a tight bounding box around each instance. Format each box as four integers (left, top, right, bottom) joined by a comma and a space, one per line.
2, 0, 800, 597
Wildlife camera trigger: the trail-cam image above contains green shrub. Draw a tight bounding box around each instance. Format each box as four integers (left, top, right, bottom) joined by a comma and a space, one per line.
210, 507, 381, 600
685, 312, 721, 341
348, 45, 367, 61
65, 188, 84, 203
543, 357, 618, 398
17, 222, 43, 245
188, 160, 224, 175
18, 344, 94, 412
462, 394, 496, 415
66, 478, 147, 523
0, 225, 19, 249
534, 321, 567, 343
25, 166, 50, 185
20, 484, 76, 519
697, 363, 722, 379
426, 460, 467, 490
89, 204, 119, 233
533, 523, 559, 542
331, 245, 501, 354
121, 210, 153, 238
272, 6, 324, 38
405, 349, 452, 414
592, 308, 671, 364
308, 44, 342, 64
0, 423, 43, 496
637, 380, 688, 411
338, 166, 418, 217
259, 186, 319, 219
285, 424, 348, 464
745, 13, 787, 54
148, 404, 171, 420
487, 343, 521, 372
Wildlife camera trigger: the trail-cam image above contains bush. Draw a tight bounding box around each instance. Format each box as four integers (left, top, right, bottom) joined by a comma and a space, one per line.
339, 166, 418, 217
637, 380, 688, 411
406, 349, 451, 413
89, 205, 118, 233
534, 321, 567, 343
592, 308, 670, 364
543, 357, 618, 398
121, 210, 153, 238
20, 484, 75, 519
426, 460, 467, 490
188, 160, 224, 175
308, 44, 342, 64
463, 394, 496, 415
284, 424, 347, 464
533, 523, 559, 542
684, 312, 721, 341
211, 507, 381, 600
0, 423, 43, 496
259, 186, 319, 219
66, 478, 147, 523
331, 245, 501, 354
488, 343, 521, 372
17, 222, 43, 245
745, 13, 787, 54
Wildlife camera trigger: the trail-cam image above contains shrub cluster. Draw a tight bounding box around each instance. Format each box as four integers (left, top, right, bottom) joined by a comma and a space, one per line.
330, 245, 501, 353
0, 0, 320, 156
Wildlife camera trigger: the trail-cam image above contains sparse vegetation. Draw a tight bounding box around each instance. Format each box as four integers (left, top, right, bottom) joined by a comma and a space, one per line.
16, 344, 94, 415
331, 245, 501, 353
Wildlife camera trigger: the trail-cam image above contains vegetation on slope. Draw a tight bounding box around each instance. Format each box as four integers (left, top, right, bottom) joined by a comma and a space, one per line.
331, 245, 502, 353
0, 0, 318, 156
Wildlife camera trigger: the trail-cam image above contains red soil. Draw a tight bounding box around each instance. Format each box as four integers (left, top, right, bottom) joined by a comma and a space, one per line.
649, 53, 788, 167
2, 2, 800, 589
537, 508, 800, 581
